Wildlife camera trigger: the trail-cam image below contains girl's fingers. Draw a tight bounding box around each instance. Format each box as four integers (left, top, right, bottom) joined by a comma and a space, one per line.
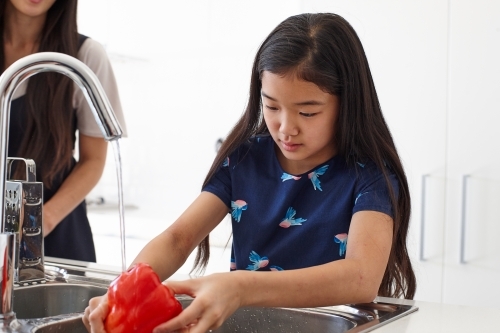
88, 301, 109, 333
152, 299, 203, 333
83, 296, 107, 332
83, 306, 92, 332
164, 280, 196, 296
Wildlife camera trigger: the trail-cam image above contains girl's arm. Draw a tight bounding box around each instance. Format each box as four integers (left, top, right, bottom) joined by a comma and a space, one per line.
43, 134, 107, 236
84, 192, 228, 332
129, 191, 229, 281
156, 210, 392, 333
237, 210, 393, 306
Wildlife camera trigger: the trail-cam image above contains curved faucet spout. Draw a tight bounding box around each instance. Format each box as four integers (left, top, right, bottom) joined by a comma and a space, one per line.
0, 52, 123, 231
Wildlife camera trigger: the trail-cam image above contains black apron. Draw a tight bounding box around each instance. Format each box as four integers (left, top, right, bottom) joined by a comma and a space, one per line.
8, 34, 96, 262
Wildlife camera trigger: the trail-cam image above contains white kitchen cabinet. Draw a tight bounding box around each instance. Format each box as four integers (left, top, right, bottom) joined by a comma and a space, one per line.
442, 0, 500, 308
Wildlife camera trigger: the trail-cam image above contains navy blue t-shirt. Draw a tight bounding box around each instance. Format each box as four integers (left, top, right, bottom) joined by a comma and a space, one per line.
203, 135, 398, 272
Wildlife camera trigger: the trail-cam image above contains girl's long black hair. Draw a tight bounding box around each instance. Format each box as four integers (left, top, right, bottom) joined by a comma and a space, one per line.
194, 13, 416, 299
0, 0, 79, 188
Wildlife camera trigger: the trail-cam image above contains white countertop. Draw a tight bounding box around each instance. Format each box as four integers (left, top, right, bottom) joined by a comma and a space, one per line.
374, 297, 500, 333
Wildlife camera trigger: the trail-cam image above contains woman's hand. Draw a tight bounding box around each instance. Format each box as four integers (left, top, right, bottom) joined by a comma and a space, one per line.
83, 294, 109, 333
42, 134, 107, 237
152, 272, 243, 333
42, 206, 58, 237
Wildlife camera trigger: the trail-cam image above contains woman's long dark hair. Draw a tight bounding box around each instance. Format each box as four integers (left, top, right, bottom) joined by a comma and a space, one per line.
194, 13, 416, 299
0, 0, 79, 188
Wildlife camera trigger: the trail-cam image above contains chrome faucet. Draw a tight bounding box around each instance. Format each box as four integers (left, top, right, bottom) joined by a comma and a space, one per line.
0, 52, 123, 327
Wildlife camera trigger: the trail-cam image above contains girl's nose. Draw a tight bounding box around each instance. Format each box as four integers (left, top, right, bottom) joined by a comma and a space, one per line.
279, 115, 299, 136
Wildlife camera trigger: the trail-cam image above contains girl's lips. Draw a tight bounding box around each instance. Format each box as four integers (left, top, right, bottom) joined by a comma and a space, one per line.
281, 141, 301, 152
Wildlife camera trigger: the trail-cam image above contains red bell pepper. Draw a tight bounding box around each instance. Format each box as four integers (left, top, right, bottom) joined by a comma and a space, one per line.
104, 263, 183, 333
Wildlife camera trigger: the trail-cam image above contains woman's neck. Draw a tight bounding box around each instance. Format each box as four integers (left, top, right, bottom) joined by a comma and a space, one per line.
3, 1, 46, 69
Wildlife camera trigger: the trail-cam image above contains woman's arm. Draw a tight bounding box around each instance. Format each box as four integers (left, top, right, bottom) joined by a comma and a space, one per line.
156, 210, 393, 332
43, 134, 107, 236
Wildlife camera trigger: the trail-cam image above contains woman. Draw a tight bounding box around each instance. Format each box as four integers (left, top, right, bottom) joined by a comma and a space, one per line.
0, 0, 127, 262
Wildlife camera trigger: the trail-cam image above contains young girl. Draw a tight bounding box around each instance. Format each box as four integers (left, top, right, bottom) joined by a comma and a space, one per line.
84, 12, 415, 333
0, 0, 127, 262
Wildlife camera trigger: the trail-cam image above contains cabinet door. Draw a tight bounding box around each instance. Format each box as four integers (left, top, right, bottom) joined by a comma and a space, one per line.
444, 0, 500, 308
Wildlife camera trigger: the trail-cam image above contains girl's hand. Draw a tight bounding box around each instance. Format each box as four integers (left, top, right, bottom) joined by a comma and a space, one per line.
83, 294, 109, 333
152, 273, 242, 333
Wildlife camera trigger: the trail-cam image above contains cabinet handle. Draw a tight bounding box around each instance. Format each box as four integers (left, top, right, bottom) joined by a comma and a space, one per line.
460, 174, 471, 264
420, 174, 430, 261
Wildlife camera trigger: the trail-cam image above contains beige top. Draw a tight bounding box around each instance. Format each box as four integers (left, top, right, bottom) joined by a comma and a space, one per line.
12, 37, 128, 137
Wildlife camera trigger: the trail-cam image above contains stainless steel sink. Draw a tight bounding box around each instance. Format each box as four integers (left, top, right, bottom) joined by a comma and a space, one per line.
32, 305, 358, 333
25, 290, 417, 333
179, 298, 360, 332
13, 283, 108, 319
11, 260, 417, 332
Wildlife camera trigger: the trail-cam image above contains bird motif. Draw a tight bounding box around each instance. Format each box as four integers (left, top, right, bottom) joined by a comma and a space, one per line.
246, 251, 269, 270
231, 200, 248, 222
230, 258, 236, 270
308, 165, 329, 191
355, 192, 369, 204
334, 233, 348, 257
279, 207, 307, 228
281, 173, 301, 182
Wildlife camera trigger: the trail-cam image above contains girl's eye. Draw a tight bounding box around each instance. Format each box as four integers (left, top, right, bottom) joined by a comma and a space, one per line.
265, 105, 279, 111
300, 112, 316, 118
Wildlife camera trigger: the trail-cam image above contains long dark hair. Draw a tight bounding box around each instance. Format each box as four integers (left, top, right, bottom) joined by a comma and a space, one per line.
194, 13, 416, 299
0, 0, 79, 188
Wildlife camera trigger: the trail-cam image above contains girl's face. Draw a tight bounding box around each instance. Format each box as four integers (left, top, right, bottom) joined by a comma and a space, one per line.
7, 0, 56, 19
261, 71, 339, 175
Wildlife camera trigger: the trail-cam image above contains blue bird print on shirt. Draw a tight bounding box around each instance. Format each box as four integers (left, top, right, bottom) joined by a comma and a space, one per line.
222, 157, 229, 167
270, 265, 284, 271
355, 192, 369, 204
308, 165, 329, 191
246, 251, 269, 270
231, 200, 247, 222
281, 173, 302, 182
334, 233, 348, 257
230, 258, 236, 270
279, 207, 307, 228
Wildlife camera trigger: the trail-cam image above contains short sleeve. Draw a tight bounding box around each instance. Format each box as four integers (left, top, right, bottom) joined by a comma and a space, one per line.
202, 159, 232, 210
73, 38, 128, 138
352, 167, 399, 218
